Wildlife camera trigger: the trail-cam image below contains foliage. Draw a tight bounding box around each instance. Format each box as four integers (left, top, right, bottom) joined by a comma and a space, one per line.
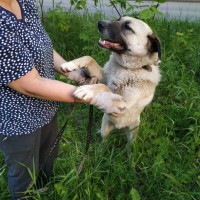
36, 0, 167, 21
70, 0, 87, 10
33, 13, 200, 200
70, 0, 166, 20
69, 0, 167, 20
44, 4, 73, 57
52, 13, 200, 200
108, 0, 166, 20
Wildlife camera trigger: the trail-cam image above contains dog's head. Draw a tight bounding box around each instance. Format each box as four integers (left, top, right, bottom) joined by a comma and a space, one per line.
98, 16, 161, 60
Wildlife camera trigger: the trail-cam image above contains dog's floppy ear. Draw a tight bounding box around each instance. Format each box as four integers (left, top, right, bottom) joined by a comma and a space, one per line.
147, 34, 161, 60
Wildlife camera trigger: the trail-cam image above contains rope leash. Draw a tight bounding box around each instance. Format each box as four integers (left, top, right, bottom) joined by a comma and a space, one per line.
38, 104, 77, 176
40, 104, 94, 176
77, 105, 93, 175
27, 104, 94, 190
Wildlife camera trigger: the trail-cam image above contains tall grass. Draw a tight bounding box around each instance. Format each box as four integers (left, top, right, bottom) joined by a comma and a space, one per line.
0, 11, 199, 200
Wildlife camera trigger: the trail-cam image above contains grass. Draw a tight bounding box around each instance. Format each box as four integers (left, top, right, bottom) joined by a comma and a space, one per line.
0, 11, 200, 200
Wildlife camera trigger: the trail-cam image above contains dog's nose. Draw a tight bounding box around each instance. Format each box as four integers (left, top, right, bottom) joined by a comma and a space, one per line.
98, 21, 108, 31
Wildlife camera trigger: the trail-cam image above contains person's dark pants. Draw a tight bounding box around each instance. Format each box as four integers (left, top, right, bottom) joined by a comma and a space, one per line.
0, 115, 59, 200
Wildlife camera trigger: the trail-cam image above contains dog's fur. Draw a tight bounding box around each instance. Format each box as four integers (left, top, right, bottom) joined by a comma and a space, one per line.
61, 16, 161, 141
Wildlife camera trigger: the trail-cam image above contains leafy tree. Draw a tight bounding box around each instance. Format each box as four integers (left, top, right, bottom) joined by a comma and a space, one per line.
69, 0, 167, 20
35, 0, 167, 21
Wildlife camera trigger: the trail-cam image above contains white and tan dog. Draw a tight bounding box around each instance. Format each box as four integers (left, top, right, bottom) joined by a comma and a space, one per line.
61, 16, 161, 141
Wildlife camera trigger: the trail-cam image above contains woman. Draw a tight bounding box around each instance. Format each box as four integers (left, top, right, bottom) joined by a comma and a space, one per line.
0, 0, 124, 199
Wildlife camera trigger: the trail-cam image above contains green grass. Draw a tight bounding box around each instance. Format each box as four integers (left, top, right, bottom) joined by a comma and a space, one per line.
0, 12, 200, 200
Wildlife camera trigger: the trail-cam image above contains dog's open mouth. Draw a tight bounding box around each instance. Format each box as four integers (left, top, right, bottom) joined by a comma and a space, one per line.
98, 38, 125, 51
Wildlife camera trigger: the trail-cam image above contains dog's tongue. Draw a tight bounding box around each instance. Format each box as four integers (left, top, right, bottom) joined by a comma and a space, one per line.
99, 39, 123, 50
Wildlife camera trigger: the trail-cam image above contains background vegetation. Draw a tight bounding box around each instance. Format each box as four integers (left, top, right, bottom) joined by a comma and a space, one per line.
0, 1, 200, 199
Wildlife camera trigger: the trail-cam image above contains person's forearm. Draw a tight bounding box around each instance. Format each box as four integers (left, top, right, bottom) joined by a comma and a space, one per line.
26, 77, 79, 102
53, 50, 68, 75
7, 68, 90, 103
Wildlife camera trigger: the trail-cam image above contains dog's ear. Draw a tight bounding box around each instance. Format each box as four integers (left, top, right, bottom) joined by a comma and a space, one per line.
147, 34, 161, 60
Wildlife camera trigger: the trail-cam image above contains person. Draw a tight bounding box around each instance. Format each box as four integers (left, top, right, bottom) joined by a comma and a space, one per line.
0, 0, 126, 199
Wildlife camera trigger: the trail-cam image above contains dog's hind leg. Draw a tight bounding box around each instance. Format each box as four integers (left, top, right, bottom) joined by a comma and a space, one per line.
124, 117, 140, 156
101, 114, 115, 139
126, 116, 140, 142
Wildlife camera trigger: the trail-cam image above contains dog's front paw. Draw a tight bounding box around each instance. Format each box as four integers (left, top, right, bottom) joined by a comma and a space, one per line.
73, 85, 95, 100
61, 61, 79, 72
74, 84, 111, 101
91, 92, 127, 116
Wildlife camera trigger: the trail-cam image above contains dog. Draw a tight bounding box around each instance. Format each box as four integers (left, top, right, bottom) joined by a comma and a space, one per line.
61, 16, 161, 141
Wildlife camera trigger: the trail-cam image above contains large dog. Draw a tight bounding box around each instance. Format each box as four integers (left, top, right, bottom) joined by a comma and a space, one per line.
61, 16, 161, 141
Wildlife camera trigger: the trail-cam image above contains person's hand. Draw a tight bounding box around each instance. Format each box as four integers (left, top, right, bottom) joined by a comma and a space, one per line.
67, 69, 99, 85
91, 92, 127, 116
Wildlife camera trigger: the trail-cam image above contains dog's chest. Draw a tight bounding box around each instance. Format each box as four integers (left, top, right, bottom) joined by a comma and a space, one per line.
104, 65, 140, 95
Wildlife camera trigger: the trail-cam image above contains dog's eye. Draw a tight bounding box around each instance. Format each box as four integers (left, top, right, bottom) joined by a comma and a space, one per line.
124, 21, 135, 33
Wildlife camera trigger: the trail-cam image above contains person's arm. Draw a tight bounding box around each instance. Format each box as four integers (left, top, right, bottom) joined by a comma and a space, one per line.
53, 50, 68, 76
7, 67, 127, 115
53, 50, 98, 85
6, 67, 90, 103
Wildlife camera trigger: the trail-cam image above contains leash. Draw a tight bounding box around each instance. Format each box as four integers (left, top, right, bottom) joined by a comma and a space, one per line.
39, 104, 94, 176
27, 104, 76, 190
38, 104, 76, 175
77, 105, 93, 175
27, 104, 94, 190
